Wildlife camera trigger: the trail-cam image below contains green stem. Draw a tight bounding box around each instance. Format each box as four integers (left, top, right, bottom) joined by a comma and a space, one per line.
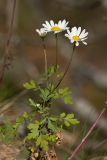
44, 43, 75, 105
55, 34, 58, 68
54, 43, 75, 90
42, 38, 48, 76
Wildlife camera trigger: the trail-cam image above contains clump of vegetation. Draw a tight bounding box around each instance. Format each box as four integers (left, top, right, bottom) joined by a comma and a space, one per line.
18, 70, 79, 159
0, 19, 89, 159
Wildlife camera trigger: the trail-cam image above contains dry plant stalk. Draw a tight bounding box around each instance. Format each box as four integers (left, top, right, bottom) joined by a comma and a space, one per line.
0, 0, 16, 83
68, 101, 107, 160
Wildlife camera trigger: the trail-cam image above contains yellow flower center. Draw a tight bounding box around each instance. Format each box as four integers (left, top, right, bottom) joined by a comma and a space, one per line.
51, 26, 61, 32
72, 35, 80, 41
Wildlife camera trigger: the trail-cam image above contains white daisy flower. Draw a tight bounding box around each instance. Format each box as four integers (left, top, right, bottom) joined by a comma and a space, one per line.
65, 27, 88, 46
42, 20, 69, 34
36, 28, 47, 37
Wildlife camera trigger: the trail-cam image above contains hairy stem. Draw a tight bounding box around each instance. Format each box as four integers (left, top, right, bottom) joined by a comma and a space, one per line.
54, 43, 75, 90
55, 34, 58, 68
42, 38, 48, 75
0, 0, 16, 83
44, 43, 75, 105
68, 102, 107, 160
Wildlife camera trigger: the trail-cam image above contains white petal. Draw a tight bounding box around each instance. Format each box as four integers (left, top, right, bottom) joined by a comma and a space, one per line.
71, 27, 77, 35
41, 28, 47, 33
50, 20, 54, 27
65, 27, 69, 30
42, 26, 50, 31
82, 41, 87, 45
65, 33, 68, 37
61, 20, 69, 29
62, 19, 66, 25
42, 24, 48, 28
36, 29, 41, 34
61, 25, 67, 30
55, 31, 60, 34
65, 34, 70, 39
76, 41, 79, 46
54, 23, 58, 28
77, 27, 81, 36
62, 20, 67, 28
67, 29, 71, 35
81, 37, 88, 41
80, 32, 88, 38
58, 20, 62, 26
36, 29, 39, 32
60, 23, 64, 28
71, 39, 74, 43
70, 39, 74, 43
80, 29, 86, 35
45, 21, 51, 28
65, 21, 69, 26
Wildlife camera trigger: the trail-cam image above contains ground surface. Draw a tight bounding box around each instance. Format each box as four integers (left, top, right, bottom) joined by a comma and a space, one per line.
0, 144, 20, 160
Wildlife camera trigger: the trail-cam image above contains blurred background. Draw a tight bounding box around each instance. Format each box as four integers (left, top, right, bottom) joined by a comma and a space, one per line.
0, 0, 107, 159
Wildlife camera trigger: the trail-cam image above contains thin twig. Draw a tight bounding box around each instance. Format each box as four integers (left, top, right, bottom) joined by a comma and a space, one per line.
68, 101, 107, 160
0, 0, 16, 83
